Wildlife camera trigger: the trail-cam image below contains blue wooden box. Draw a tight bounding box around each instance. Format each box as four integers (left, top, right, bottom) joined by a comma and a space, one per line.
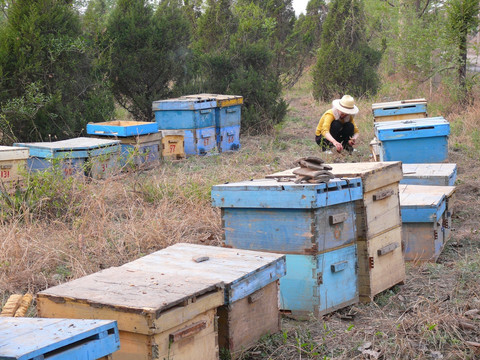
182, 94, 243, 152
401, 163, 457, 186
212, 178, 362, 254
86, 120, 159, 137
122, 243, 285, 355
400, 190, 447, 262
0, 317, 119, 360
152, 98, 217, 156
279, 244, 358, 318
14, 138, 121, 179
372, 99, 427, 122
374, 117, 450, 163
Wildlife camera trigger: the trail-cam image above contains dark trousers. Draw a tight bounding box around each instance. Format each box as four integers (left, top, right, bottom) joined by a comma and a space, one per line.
315, 120, 355, 151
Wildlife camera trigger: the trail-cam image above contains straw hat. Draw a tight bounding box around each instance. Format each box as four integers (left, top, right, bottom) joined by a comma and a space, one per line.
332, 95, 359, 115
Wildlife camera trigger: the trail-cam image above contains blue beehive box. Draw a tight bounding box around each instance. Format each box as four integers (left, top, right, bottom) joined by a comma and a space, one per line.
372, 99, 427, 122
400, 190, 447, 262
280, 245, 358, 318
212, 178, 363, 254
182, 94, 243, 152
212, 177, 362, 318
0, 317, 120, 360
152, 98, 217, 156
401, 163, 457, 186
86, 120, 159, 137
374, 117, 450, 163
13, 137, 121, 179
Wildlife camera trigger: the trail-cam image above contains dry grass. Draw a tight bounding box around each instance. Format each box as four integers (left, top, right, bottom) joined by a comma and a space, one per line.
1, 69, 480, 359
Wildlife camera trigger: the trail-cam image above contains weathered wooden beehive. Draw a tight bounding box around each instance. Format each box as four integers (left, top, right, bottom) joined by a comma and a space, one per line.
182, 94, 243, 153
212, 177, 363, 318
372, 99, 427, 122
0, 146, 29, 193
401, 163, 457, 186
122, 243, 286, 356
37, 267, 224, 360
399, 184, 456, 242
87, 121, 161, 169
13, 137, 121, 180
0, 317, 120, 360
266, 162, 406, 303
399, 185, 454, 261
152, 98, 217, 156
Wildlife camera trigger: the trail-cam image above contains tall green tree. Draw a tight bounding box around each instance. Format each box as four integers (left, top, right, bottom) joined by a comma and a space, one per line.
312, 0, 381, 100
0, 0, 114, 143
105, 0, 191, 122
446, 0, 479, 98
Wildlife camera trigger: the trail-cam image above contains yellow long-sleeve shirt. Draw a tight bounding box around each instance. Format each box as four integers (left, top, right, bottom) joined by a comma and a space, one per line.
315, 109, 359, 137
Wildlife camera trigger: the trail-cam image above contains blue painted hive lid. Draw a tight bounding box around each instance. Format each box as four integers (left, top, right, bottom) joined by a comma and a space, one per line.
211, 178, 363, 209
0, 317, 120, 360
122, 243, 286, 304
13, 137, 120, 159
86, 120, 159, 137
374, 117, 449, 141
399, 191, 446, 223
152, 97, 216, 111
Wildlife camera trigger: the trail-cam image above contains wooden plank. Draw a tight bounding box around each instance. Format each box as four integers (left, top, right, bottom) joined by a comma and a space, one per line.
0, 318, 119, 360
357, 226, 405, 303
218, 281, 280, 356
374, 113, 427, 122
372, 99, 427, 110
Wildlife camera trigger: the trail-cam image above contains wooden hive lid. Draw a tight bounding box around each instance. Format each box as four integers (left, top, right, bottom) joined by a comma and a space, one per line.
372, 98, 427, 110
0, 146, 29, 160
399, 184, 456, 199
38, 266, 224, 318
399, 191, 446, 223
266, 162, 402, 193
123, 243, 286, 304
402, 163, 457, 177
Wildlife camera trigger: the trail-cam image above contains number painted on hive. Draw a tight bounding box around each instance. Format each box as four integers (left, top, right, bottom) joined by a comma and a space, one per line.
0, 170, 10, 179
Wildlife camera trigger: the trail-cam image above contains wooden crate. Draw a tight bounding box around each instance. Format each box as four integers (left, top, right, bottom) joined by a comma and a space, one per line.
357, 226, 405, 302
0, 317, 120, 360
37, 267, 224, 360
374, 117, 450, 163
400, 190, 447, 262
401, 163, 457, 186
160, 130, 185, 160
14, 138, 121, 180
87, 120, 158, 137
212, 178, 363, 254
0, 146, 29, 193
121, 243, 286, 356
279, 245, 358, 319
372, 99, 427, 122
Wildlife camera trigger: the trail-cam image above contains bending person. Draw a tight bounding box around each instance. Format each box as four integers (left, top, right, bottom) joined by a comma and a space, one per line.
315, 95, 360, 153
